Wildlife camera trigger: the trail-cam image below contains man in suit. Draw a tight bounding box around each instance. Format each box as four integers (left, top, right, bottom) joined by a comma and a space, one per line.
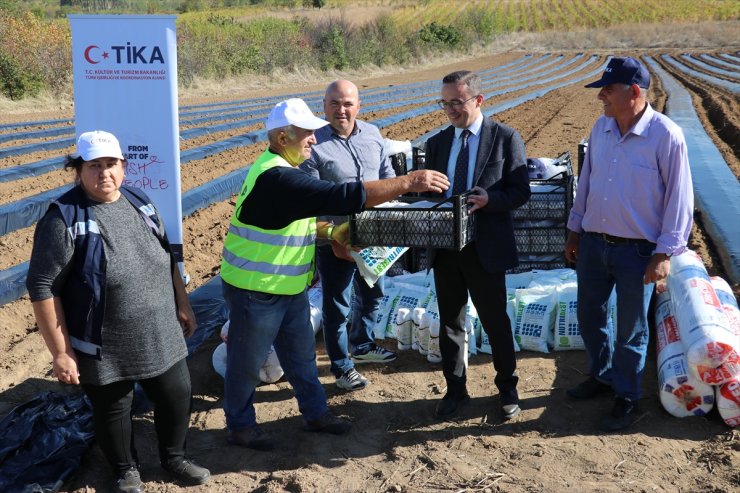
424, 70, 530, 421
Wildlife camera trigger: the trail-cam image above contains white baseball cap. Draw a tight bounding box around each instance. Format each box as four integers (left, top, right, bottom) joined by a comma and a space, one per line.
265, 98, 329, 131
76, 130, 124, 161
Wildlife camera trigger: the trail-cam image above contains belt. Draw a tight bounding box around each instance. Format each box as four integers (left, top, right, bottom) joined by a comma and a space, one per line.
587, 232, 653, 245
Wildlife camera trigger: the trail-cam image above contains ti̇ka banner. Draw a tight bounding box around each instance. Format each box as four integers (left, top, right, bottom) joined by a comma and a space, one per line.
69, 15, 184, 267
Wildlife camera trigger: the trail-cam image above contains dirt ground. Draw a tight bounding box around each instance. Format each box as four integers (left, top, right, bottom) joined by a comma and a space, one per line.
1, 48, 739, 493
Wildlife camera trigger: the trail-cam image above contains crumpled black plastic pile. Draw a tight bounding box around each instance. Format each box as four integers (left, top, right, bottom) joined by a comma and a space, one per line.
0, 391, 94, 493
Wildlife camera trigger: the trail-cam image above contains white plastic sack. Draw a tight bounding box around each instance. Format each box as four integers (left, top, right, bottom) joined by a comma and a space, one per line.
212, 342, 284, 384
380, 283, 429, 339
505, 271, 532, 290
553, 281, 584, 351
668, 251, 739, 385
716, 379, 740, 428
514, 287, 557, 353
352, 246, 409, 287
384, 138, 412, 156
466, 317, 477, 355
476, 289, 520, 354
372, 287, 400, 340
654, 289, 714, 417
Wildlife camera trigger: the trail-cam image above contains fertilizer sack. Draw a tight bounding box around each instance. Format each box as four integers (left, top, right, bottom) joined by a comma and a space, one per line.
352, 246, 409, 287
514, 287, 557, 353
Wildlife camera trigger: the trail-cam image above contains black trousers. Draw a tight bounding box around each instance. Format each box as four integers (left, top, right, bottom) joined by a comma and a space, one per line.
82, 357, 192, 475
433, 243, 518, 400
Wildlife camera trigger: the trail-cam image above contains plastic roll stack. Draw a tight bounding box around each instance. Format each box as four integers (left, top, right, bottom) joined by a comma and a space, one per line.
658, 251, 740, 426
654, 288, 714, 417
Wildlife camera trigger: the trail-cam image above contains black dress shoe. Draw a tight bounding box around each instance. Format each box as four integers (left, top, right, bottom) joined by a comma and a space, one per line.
600, 397, 640, 432
434, 393, 470, 419
566, 377, 612, 399
227, 424, 276, 450
162, 458, 211, 485
114, 467, 144, 493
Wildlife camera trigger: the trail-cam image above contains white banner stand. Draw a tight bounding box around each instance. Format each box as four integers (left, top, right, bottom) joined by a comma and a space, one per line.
69, 15, 184, 271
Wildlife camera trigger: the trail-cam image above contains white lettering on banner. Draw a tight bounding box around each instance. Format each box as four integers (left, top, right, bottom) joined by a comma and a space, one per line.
70, 15, 183, 263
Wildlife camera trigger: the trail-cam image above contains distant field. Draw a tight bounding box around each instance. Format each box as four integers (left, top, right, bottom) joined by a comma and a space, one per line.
185, 0, 740, 30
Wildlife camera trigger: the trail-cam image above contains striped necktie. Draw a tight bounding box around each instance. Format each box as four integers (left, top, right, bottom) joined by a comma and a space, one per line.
452, 129, 471, 196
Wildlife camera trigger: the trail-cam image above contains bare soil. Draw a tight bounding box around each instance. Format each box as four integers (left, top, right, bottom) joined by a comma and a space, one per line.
0, 50, 739, 493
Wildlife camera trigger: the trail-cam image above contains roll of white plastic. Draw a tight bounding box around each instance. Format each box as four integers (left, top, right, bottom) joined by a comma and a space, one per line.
654, 289, 714, 417
668, 251, 739, 385
716, 379, 740, 427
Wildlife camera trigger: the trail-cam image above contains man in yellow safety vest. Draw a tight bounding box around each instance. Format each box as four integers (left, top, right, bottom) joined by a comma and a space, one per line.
221, 98, 449, 450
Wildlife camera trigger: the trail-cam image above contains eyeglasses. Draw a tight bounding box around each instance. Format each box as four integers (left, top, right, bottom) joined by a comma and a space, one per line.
436, 95, 478, 110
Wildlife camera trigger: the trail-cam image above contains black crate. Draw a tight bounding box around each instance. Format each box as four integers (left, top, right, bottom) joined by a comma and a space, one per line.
389, 152, 409, 176
514, 225, 566, 255
514, 151, 575, 222
412, 146, 426, 170
349, 192, 476, 250
507, 258, 568, 274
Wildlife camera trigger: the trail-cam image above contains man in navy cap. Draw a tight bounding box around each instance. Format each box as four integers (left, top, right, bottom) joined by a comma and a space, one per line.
564, 57, 694, 431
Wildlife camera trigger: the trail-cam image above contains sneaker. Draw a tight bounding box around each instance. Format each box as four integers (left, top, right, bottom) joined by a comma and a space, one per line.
304, 411, 352, 435
351, 344, 397, 364
336, 368, 369, 391
162, 458, 210, 485
600, 397, 640, 432
114, 467, 144, 493
227, 424, 275, 451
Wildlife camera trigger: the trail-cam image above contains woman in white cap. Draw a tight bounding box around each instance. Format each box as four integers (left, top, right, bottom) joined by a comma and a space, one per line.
26, 131, 209, 493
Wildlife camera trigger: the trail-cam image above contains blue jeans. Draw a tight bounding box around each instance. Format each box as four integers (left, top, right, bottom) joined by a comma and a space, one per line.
222, 281, 328, 431
317, 245, 384, 377
576, 233, 655, 401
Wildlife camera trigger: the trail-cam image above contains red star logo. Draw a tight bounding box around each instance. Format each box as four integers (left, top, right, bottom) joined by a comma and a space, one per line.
102, 52, 110, 59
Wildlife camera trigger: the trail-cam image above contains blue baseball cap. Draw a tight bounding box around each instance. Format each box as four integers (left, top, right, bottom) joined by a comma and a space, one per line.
585, 57, 650, 89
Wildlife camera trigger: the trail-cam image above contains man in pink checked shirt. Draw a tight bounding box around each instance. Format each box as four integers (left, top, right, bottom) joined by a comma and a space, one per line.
564, 57, 694, 432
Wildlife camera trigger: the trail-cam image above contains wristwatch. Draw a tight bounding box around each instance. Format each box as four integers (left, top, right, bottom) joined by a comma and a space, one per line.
326, 223, 335, 241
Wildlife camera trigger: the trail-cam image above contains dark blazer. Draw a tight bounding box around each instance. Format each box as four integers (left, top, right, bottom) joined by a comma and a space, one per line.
425, 117, 530, 273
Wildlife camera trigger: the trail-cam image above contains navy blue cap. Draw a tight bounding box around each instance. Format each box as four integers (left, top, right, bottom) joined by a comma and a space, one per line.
585, 57, 650, 89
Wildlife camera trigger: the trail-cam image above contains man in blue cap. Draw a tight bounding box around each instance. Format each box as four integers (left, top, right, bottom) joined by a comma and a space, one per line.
564, 57, 694, 431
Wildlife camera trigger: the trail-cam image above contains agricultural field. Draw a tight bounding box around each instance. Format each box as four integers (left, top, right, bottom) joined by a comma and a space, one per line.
0, 2, 739, 493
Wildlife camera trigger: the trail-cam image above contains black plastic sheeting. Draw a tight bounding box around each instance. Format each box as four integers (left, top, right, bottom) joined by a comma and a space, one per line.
414, 57, 608, 146
0, 262, 28, 307
661, 55, 740, 94
0, 54, 539, 175
697, 54, 740, 72
644, 57, 740, 282
680, 54, 740, 80
0, 276, 227, 491
0, 54, 603, 306
0, 391, 94, 493
0, 185, 73, 237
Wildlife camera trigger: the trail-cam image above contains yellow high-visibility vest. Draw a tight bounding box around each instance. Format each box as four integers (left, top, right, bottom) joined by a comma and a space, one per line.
220, 150, 316, 295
